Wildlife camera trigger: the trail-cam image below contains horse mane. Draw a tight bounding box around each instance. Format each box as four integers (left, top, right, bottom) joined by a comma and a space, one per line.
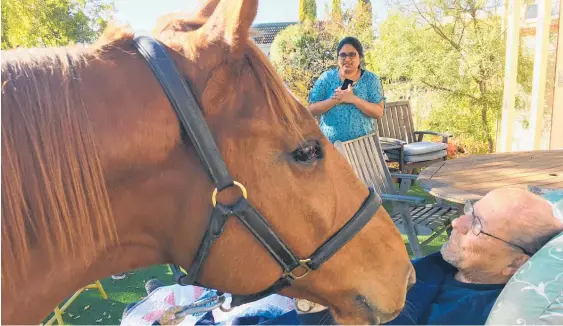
1, 46, 118, 287
243, 41, 305, 141
149, 13, 306, 140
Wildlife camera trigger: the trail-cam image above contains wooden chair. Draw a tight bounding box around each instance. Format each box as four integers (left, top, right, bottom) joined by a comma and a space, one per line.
334, 133, 458, 257
43, 280, 108, 325
377, 101, 452, 173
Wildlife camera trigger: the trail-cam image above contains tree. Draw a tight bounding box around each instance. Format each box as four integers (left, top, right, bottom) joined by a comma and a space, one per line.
271, 21, 339, 104
2, 0, 115, 49
272, 2, 377, 104
298, 0, 317, 22
358, 0, 372, 13
351, 0, 374, 48
369, 0, 533, 153
331, 0, 342, 23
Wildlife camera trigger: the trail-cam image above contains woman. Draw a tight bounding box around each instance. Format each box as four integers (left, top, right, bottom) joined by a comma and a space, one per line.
308, 37, 385, 143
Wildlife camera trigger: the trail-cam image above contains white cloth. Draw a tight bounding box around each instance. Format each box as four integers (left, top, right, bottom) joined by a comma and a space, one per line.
121, 284, 295, 325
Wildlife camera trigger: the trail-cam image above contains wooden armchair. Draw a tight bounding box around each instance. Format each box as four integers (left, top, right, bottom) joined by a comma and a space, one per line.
377, 101, 452, 173
334, 133, 458, 257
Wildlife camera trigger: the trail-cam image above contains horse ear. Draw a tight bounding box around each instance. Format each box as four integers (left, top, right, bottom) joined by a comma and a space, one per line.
193, 0, 220, 20
198, 0, 258, 56
153, 0, 220, 35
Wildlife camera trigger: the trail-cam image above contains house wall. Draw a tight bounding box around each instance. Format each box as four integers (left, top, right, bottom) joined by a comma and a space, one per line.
499, 0, 561, 152
256, 43, 272, 57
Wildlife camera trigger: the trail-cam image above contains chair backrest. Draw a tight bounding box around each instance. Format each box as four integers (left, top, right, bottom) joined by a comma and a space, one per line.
334, 133, 397, 197
376, 101, 416, 143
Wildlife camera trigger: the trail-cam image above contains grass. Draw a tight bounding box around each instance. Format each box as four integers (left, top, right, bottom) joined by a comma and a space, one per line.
387, 181, 449, 257
404, 233, 448, 257
43, 182, 446, 325
42, 265, 175, 325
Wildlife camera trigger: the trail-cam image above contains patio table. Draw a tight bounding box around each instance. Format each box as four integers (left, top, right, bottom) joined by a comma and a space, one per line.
417, 150, 563, 204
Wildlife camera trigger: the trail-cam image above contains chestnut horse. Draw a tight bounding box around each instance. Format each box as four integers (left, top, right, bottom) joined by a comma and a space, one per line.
1, 0, 415, 324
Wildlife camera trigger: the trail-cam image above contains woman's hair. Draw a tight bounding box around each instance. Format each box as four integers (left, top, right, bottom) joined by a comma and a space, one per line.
336, 37, 364, 57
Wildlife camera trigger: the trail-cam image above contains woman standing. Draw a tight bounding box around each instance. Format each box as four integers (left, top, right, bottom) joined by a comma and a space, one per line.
308, 36, 385, 143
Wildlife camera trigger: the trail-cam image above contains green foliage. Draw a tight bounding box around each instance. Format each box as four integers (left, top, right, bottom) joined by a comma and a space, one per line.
271, 21, 338, 103
331, 0, 342, 22
325, 0, 374, 49
351, 0, 373, 47
368, 1, 534, 153
298, 0, 317, 22
1, 0, 115, 49
272, 1, 377, 104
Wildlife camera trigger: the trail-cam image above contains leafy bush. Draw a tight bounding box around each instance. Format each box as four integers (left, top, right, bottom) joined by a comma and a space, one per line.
271, 1, 376, 105
2, 0, 114, 49
270, 21, 339, 104
366, 4, 533, 153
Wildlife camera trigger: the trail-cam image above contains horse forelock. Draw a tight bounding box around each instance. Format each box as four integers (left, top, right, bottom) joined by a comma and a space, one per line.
149, 13, 309, 143
242, 42, 307, 141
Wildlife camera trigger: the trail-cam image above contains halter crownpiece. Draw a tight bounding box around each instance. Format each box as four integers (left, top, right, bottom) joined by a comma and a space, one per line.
132, 35, 382, 308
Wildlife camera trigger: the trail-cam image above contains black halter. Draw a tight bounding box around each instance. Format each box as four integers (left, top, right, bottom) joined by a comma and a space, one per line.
132, 36, 382, 308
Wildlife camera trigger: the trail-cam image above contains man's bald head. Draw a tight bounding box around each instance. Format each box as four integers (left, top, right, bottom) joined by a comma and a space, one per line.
441, 187, 563, 284
483, 188, 563, 255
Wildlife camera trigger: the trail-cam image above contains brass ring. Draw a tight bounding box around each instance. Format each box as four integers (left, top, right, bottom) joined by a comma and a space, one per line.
212, 181, 248, 207
219, 301, 234, 313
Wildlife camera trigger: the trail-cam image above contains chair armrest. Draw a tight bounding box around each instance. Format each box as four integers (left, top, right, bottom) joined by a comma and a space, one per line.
380, 137, 405, 152
414, 131, 452, 143
382, 144, 403, 151
390, 173, 418, 180
381, 194, 425, 205
380, 137, 407, 145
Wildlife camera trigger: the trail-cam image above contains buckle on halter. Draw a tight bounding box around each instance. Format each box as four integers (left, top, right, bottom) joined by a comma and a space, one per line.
285, 259, 312, 280
212, 181, 248, 207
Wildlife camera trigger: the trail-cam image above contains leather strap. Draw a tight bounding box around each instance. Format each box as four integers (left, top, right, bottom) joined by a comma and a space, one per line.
132, 35, 234, 191
307, 188, 380, 270
132, 35, 383, 310
229, 198, 301, 271
174, 206, 230, 285
230, 188, 379, 307
231, 275, 294, 307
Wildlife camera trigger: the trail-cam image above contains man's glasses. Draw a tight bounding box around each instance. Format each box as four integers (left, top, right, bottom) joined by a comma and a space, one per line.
464, 201, 533, 256
338, 52, 357, 60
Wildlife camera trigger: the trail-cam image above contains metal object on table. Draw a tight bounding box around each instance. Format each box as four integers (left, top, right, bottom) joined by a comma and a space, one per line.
173, 294, 233, 319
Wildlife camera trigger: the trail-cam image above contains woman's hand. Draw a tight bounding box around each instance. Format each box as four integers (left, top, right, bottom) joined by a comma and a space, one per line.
330, 90, 342, 104
332, 86, 384, 118
331, 86, 357, 104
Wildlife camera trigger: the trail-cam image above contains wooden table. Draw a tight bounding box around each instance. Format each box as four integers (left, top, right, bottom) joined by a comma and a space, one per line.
417, 150, 563, 204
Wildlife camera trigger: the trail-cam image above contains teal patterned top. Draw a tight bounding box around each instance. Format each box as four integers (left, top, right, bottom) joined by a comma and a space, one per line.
308, 68, 386, 143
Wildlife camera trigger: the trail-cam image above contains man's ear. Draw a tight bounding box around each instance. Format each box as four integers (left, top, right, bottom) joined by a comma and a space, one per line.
501, 254, 529, 277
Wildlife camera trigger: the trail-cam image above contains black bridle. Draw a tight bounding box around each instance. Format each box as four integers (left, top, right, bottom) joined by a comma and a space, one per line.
132, 36, 382, 308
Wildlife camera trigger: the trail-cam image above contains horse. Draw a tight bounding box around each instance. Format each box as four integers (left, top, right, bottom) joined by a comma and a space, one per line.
1, 0, 415, 324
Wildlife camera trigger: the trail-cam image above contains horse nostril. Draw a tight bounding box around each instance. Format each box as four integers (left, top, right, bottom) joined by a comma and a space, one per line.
355, 294, 379, 324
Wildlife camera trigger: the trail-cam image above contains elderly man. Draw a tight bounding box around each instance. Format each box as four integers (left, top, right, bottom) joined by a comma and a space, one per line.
124, 188, 563, 325
283, 187, 563, 325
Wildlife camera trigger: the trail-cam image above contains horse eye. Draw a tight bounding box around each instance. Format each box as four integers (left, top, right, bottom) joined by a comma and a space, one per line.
291, 141, 324, 164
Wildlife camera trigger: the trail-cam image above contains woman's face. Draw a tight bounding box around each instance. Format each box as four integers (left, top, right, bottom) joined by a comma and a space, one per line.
337, 44, 360, 75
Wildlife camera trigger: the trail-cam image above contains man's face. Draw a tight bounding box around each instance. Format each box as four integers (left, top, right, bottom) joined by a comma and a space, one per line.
440, 195, 516, 275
